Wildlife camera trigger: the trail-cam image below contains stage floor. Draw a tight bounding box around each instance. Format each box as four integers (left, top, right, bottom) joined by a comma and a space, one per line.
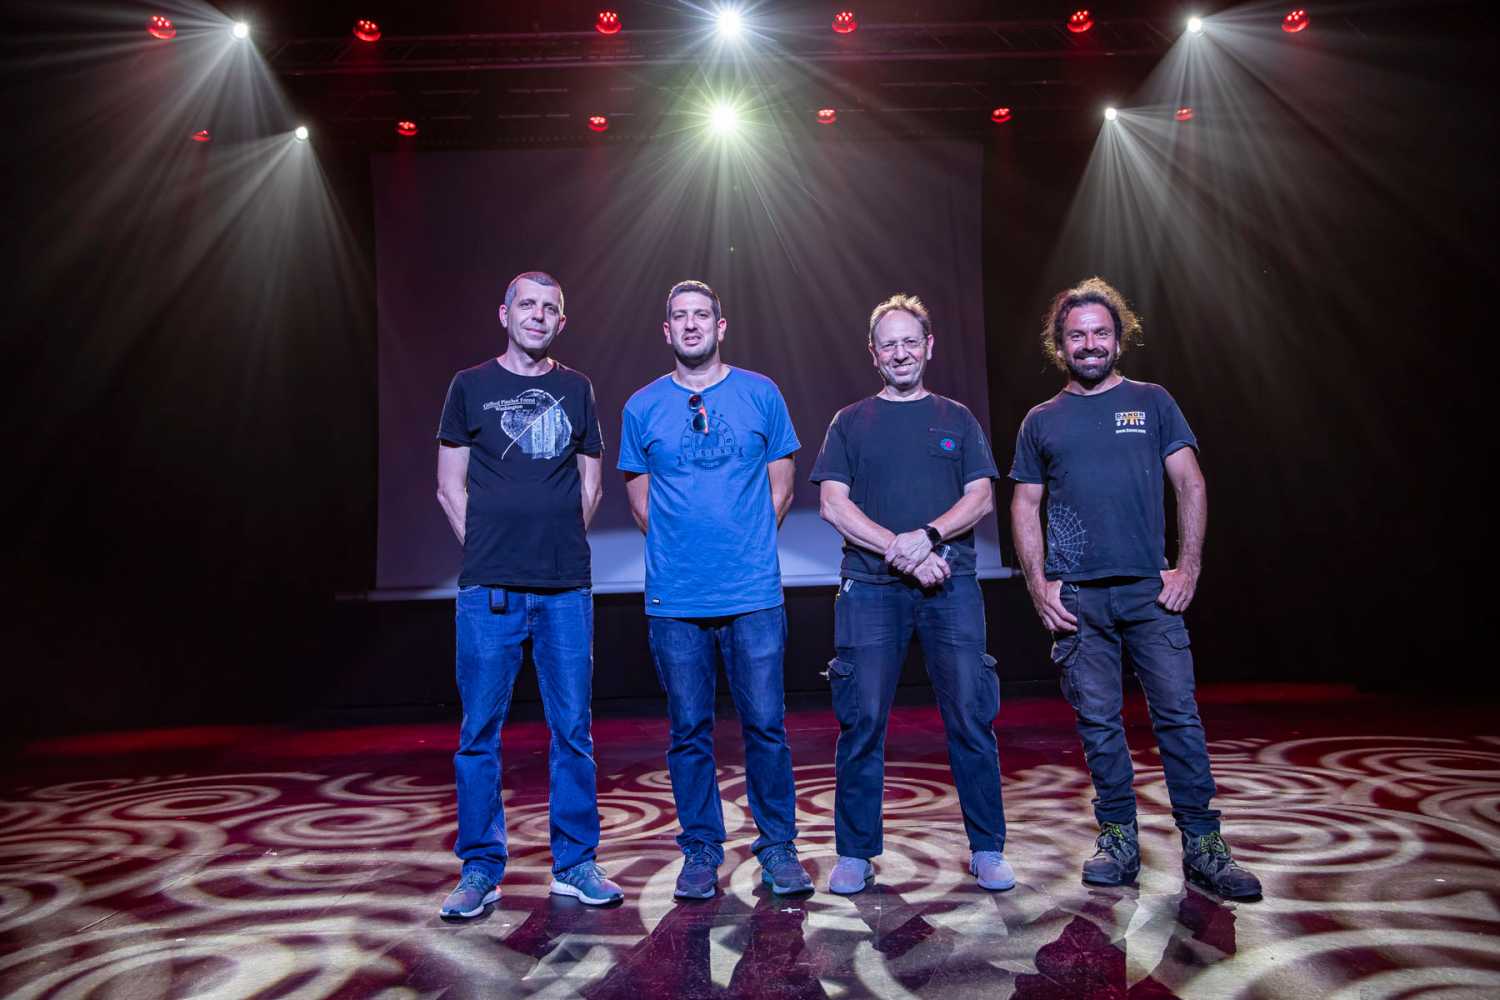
2, 683, 1497, 998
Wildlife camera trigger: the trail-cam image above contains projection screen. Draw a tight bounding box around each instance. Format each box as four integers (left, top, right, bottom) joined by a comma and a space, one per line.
372, 139, 1005, 596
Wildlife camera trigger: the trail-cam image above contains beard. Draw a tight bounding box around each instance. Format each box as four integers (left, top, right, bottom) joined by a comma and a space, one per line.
673, 331, 719, 366
1066, 350, 1117, 386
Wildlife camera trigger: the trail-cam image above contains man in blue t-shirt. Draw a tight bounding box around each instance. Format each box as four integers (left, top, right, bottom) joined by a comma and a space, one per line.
1009, 277, 1261, 901
618, 280, 812, 900
434, 271, 623, 918
810, 294, 1013, 897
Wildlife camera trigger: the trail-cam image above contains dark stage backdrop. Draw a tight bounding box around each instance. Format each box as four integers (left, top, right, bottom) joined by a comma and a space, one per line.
369, 141, 1005, 595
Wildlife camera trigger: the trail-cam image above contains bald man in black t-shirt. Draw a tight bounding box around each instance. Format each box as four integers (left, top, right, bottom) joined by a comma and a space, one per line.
811, 294, 1012, 897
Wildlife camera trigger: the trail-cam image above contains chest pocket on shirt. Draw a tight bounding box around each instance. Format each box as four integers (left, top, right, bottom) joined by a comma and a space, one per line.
928, 427, 963, 461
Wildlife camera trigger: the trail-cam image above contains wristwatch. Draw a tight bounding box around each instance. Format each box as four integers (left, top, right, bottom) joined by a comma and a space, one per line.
923, 525, 943, 546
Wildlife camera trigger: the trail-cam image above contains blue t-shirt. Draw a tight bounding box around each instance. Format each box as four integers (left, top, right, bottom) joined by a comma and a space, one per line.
1009, 379, 1197, 582
618, 368, 800, 617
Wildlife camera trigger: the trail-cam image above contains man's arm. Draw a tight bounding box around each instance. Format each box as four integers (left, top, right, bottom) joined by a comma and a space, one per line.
436, 444, 470, 545
818, 480, 951, 586
1159, 447, 1207, 613
884, 478, 995, 574
624, 471, 650, 533
768, 456, 795, 528
578, 453, 603, 530
1010, 482, 1077, 633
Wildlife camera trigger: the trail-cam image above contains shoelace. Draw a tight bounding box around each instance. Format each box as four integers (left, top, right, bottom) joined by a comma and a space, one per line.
458, 870, 492, 893
565, 861, 606, 883
760, 845, 797, 872
1191, 833, 1237, 872
1097, 823, 1132, 852
683, 846, 717, 869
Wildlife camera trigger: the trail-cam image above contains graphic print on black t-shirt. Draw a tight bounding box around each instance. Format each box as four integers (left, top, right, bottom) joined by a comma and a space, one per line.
489, 388, 573, 460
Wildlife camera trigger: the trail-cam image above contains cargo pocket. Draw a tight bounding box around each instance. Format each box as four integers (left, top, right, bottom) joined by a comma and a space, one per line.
979, 652, 1000, 721
824, 656, 857, 728
1165, 624, 1191, 649
1051, 635, 1083, 710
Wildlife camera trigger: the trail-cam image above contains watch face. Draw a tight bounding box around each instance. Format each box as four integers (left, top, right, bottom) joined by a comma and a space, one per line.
925, 526, 942, 545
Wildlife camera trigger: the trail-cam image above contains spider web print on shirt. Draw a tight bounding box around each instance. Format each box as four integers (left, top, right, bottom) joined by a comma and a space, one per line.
1046, 499, 1088, 572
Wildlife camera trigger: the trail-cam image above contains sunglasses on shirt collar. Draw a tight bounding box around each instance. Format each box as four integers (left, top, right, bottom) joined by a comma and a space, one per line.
688, 393, 710, 434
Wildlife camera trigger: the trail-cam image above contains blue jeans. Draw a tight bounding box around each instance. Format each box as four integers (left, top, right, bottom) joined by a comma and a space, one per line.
827, 575, 1006, 858
1052, 576, 1221, 836
647, 606, 798, 863
453, 585, 600, 880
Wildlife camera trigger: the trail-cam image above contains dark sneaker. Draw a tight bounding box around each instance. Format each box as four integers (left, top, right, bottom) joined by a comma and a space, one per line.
440, 870, 500, 919
550, 861, 625, 906
827, 856, 874, 895
1182, 832, 1262, 900
1082, 821, 1141, 886
674, 845, 720, 900
758, 844, 814, 896
969, 850, 1016, 891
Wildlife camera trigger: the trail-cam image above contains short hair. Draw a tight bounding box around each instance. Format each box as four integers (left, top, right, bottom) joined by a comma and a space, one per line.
868, 294, 931, 345
1040, 276, 1143, 371
503, 270, 564, 313
665, 280, 722, 324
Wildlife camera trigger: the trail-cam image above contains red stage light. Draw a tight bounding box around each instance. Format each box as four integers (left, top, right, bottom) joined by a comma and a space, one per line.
1175, 106, 1194, 121
191, 129, 211, 143
588, 115, 609, 132
1067, 10, 1094, 33
832, 11, 857, 34
991, 107, 1013, 124
147, 15, 176, 40
595, 10, 621, 35
1282, 8, 1309, 32
354, 19, 381, 42
396, 120, 418, 137
816, 108, 837, 124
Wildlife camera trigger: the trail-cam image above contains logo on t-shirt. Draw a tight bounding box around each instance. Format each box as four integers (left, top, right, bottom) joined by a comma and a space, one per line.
487, 389, 573, 460
939, 436, 957, 452
1114, 410, 1147, 435
678, 410, 741, 469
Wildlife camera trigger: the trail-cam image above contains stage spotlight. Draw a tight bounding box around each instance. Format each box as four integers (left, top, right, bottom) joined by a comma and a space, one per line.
816, 108, 837, 124
147, 15, 176, 40
396, 120, 418, 137
716, 7, 744, 41
991, 107, 1012, 124
596, 10, 621, 35
191, 129, 211, 143
709, 102, 739, 136
293, 125, 309, 142
832, 10, 857, 34
1186, 16, 1203, 34
231, 21, 250, 40
1103, 106, 1118, 122
1282, 8, 1309, 33
587, 114, 609, 132
1067, 10, 1094, 33
1175, 106, 1194, 121
354, 19, 381, 42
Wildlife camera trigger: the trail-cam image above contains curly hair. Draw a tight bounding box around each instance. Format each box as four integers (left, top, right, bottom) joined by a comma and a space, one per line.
1040, 277, 1143, 371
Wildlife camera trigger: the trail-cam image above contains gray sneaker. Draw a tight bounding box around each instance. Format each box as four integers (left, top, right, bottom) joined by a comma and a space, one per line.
1082, 821, 1141, 886
827, 856, 874, 895
969, 850, 1016, 891
1182, 832, 1262, 900
550, 861, 625, 906
439, 870, 500, 919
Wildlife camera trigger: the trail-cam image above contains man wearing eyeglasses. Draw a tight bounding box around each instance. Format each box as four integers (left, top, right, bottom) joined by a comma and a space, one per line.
618, 279, 813, 900
434, 271, 623, 919
810, 294, 1012, 896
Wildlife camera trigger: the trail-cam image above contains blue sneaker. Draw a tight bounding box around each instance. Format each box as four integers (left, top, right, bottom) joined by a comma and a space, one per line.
439, 870, 500, 919
969, 850, 1016, 891
827, 856, 874, 895
550, 860, 625, 906
758, 844, 814, 896
674, 845, 720, 900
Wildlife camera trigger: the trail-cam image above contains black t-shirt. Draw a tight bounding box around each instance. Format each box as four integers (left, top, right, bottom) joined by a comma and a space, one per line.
810, 393, 998, 583
437, 359, 603, 588
1009, 378, 1197, 582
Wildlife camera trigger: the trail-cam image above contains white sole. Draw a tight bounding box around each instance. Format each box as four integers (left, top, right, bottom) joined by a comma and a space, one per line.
549, 879, 620, 906
440, 887, 500, 918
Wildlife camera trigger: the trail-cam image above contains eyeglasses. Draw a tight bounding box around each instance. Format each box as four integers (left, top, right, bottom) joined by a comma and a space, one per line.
688, 393, 709, 434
